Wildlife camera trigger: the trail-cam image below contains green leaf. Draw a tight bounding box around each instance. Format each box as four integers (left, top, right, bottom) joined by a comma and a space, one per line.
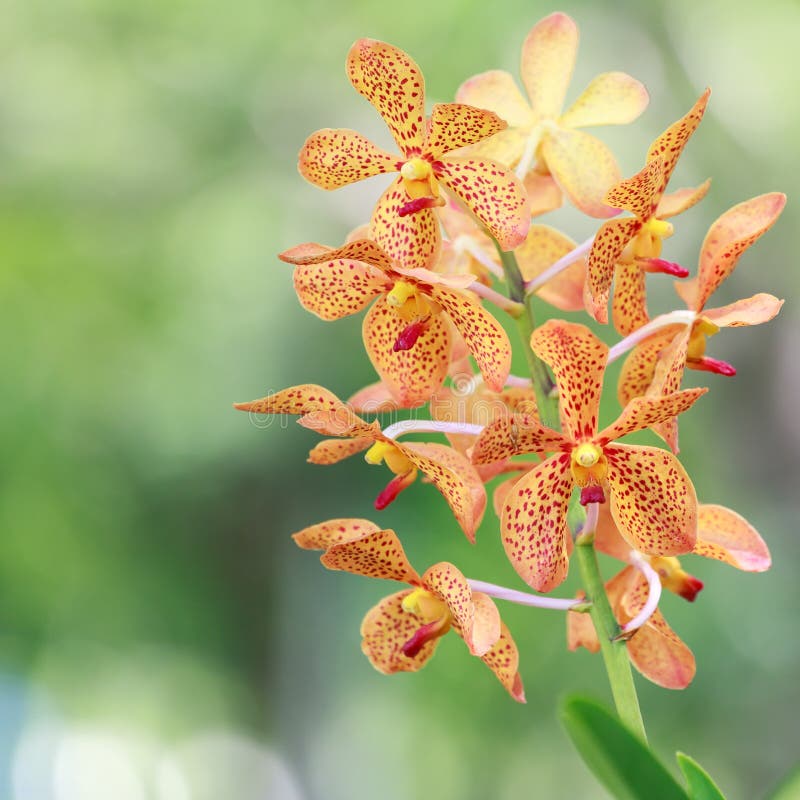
560, 695, 689, 800
767, 762, 800, 799
676, 753, 727, 799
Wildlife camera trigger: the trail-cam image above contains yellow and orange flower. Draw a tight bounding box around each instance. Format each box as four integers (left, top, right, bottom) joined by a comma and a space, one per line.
298, 39, 530, 270
233, 384, 486, 541
618, 192, 786, 450
568, 503, 770, 688
293, 519, 525, 701
457, 12, 648, 217
587, 90, 711, 329
471, 320, 705, 591
279, 238, 512, 407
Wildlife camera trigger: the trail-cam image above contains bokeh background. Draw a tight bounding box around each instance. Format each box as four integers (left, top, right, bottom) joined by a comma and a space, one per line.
2, 0, 799, 797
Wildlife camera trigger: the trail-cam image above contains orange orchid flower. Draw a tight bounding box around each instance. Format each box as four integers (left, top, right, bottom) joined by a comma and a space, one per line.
293, 519, 525, 701
568, 502, 770, 688
298, 39, 530, 270
457, 12, 648, 218
587, 90, 711, 329
233, 384, 486, 541
617, 192, 786, 450
471, 320, 705, 592
279, 238, 512, 407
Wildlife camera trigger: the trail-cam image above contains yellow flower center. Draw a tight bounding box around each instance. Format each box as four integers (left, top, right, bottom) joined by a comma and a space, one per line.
648, 556, 704, 601
399, 157, 440, 202
364, 440, 415, 476
402, 588, 452, 626
386, 280, 418, 308
686, 316, 720, 360
570, 442, 608, 487
631, 217, 673, 260
643, 217, 674, 239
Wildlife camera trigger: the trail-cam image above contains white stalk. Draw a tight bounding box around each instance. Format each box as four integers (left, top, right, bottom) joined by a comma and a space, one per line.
524, 235, 595, 294
619, 553, 662, 635
606, 309, 696, 364
467, 579, 587, 611
382, 419, 485, 440
456, 237, 504, 279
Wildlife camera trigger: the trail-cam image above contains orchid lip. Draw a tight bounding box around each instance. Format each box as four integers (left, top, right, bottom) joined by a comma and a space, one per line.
398, 196, 445, 217
687, 355, 736, 376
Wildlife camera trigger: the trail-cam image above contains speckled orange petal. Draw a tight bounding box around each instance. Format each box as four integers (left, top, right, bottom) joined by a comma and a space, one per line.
647, 89, 710, 198
695, 193, 787, 310
656, 179, 711, 220
472, 414, 567, 466
605, 443, 697, 556
293, 261, 391, 321
492, 471, 531, 518
468, 591, 503, 659
597, 389, 706, 445
480, 621, 526, 702
605, 158, 663, 220
560, 72, 648, 129
567, 593, 600, 653
346, 39, 426, 155
531, 320, 608, 440
307, 436, 374, 465
435, 157, 530, 250
426, 103, 507, 159
298, 407, 378, 438
587, 218, 643, 323
616, 327, 682, 405
298, 128, 399, 190
280, 238, 396, 271
594, 504, 633, 562
456, 70, 534, 128
321, 528, 422, 584
292, 518, 382, 550
525, 171, 564, 216
611, 261, 648, 336
703, 294, 784, 329
515, 225, 586, 311
499, 453, 573, 592
540, 128, 620, 218
627, 611, 696, 689
520, 13, 577, 121
369, 177, 441, 270
422, 561, 477, 648
361, 590, 439, 674
362, 296, 451, 407
459, 127, 531, 170
400, 441, 486, 542
695, 504, 771, 571
430, 285, 511, 392
347, 382, 403, 413
233, 384, 346, 416
648, 329, 692, 452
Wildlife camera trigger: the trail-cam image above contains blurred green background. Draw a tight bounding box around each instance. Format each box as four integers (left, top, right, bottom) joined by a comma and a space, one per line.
1, 0, 798, 797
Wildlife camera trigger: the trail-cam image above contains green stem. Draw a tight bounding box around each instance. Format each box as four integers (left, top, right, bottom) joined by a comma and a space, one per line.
575, 522, 647, 742
496, 246, 559, 430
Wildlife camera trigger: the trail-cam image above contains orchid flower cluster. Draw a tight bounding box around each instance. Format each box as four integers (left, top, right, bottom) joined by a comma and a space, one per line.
236, 14, 784, 714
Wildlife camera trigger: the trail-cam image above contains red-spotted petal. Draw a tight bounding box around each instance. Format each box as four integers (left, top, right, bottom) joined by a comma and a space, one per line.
456, 70, 534, 128
567, 592, 600, 653
540, 128, 620, 218
703, 294, 784, 329
516, 225, 586, 311
611, 260, 649, 336
694, 193, 787, 311
430, 285, 511, 392
422, 562, 477, 650
361, 590, 439, 673
362, 296, 451, 407
480, 621, 526, 702
647, 89, 710, 198
472, 414, 567, 465
233, 384, 347, 416
656, 179, 712, 220
605, 443, 697, 556
520, 13, 578, 121
435, 157, 530, 250
426, 103, 507, 159
616, 327, 684, 406
292, 260, 391, 321
560, 72, 648, 129
347, 382, 403, 413
647, 329, 692, 452
346, 39, 426, 155
587, 218, 643, 323
596, 389, 706, 446
400, 441, 486, 542
604, 158, 663, 220
531, 320, 608, 440
694, 504, 771, 571
369, 177, 441, 270
499, 453, 573, 592
280, 239, 395, 271
298, 128, 399, 190
292, 518, 382, 550
307, 436, 374, 465
594, 504, 634, 562
469, 591, 503, 658
321, 528, 422, 584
